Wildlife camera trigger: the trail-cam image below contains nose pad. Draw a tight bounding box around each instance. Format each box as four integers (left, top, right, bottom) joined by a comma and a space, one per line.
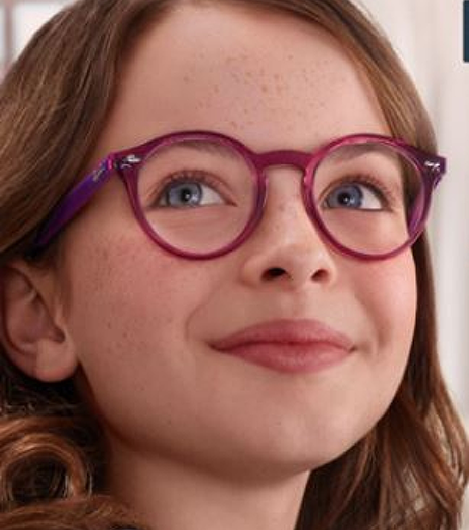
238, 168, 339, 290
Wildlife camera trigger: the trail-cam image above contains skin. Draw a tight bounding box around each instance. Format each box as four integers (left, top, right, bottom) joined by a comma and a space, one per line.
1, 3, 417, 530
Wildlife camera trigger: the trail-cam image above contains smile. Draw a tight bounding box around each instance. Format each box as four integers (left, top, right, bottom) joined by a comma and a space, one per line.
210, 319, 354, 374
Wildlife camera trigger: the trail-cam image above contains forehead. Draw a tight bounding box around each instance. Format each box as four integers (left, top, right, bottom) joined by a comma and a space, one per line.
93, 2, 387, 159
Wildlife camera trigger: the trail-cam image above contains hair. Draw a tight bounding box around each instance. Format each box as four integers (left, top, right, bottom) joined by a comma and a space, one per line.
0, 0, 467, 529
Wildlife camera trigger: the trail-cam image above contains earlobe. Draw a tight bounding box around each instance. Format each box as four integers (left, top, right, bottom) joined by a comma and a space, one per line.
0, 261, 78, 382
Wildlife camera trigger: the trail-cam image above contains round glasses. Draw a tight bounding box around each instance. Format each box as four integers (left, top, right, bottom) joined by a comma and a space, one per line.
31, 131, 445, 261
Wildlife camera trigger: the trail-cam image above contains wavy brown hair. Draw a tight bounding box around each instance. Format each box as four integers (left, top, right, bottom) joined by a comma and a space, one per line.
0, 1, 467, 529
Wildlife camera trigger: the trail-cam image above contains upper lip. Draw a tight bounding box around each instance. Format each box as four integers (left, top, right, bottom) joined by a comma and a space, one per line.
211, 319, 354, 351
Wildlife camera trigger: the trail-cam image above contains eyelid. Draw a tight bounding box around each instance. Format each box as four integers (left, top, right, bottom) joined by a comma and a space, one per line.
320, 173, 401, 211
144, 170, 236, 208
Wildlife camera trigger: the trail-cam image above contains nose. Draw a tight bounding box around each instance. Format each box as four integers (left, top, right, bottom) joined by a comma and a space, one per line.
238, 167, 339, 291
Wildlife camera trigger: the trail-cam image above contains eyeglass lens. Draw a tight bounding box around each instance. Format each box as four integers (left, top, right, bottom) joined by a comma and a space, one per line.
135, 138, 423, 257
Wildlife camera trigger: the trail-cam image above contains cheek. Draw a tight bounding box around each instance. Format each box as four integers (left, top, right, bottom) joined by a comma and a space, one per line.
65, 230, 209, 332
362, 251, 417, 357
61, 232, 217, 427
304, 253, 417, 463
347, 251, 417, 422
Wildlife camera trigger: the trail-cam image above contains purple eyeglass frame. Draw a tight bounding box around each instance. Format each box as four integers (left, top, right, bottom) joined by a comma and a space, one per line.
30, 130, 446, 261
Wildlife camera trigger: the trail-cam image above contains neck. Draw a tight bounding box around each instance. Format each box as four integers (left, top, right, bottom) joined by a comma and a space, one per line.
107, 440, 311, 530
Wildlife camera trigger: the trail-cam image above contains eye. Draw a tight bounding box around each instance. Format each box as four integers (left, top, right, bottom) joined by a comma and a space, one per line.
324, 182, 384, 210
157, 174, 225, 208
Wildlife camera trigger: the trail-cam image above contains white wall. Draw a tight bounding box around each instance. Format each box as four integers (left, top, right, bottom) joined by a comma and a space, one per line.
11, 2, 68, 55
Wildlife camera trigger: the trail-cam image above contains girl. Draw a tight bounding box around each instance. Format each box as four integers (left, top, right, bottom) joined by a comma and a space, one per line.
0, 1, 467, 529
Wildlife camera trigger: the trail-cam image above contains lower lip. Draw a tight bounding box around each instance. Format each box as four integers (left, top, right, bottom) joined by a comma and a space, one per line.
216, 342, 351, 374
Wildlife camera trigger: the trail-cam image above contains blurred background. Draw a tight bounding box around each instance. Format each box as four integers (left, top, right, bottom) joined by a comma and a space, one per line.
0, 0, 468, 525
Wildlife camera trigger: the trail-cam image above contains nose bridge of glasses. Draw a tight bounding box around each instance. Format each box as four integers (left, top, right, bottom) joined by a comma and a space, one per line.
255, 150, 319, 238
255, 150, 311, 173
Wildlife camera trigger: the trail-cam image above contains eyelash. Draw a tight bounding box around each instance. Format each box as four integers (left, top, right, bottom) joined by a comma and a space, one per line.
144, 169, 401, 211
147, 170, 233, 207
323, 173, 399, 210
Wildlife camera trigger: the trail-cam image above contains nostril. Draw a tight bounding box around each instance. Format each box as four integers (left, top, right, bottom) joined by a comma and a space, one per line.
264, 267, 286, 280
312, 269, 328, 282
262, 266, 329, 283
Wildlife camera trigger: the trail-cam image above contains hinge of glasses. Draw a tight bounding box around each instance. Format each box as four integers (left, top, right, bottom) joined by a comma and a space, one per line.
424, 160, 444, 187
424, 160, 441, 173
117, 154, 142, 170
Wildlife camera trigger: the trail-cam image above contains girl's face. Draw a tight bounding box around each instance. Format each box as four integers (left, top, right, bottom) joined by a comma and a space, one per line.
57, 3, 416, 481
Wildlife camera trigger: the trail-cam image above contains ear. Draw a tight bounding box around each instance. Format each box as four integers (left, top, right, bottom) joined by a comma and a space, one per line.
0, 260, 78, 382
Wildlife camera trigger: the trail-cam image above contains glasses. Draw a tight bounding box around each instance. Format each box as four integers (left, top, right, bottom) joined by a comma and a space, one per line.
31, 130, 445, 261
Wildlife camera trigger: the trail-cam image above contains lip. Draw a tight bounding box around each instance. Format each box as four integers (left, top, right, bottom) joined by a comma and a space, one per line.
210, 319, 354, 374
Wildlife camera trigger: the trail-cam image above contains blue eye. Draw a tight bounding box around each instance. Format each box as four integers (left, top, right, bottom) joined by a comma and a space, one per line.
324, 183, 383, 210
165, 181, 202, 206
159, 177, 224, 208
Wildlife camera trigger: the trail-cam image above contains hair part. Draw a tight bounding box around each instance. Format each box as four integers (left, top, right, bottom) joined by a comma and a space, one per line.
0, 1, 467, 529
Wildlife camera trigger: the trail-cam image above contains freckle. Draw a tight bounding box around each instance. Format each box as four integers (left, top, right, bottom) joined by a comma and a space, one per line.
261, 84, 269, 93
213, 85, 220, 94
246, 70, 252, 78
183, 74, 191, 83
229, 120, 239, 130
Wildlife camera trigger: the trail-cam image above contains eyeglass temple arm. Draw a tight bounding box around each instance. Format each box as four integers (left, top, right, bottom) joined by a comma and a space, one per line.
32, 157, 116, 250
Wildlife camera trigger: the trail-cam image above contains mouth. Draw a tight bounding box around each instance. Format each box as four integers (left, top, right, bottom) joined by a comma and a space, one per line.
210, 319, 354, 374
